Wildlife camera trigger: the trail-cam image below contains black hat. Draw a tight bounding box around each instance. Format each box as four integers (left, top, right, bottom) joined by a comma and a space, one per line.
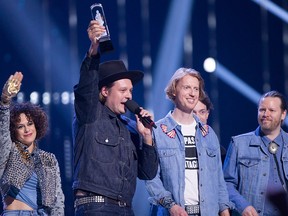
98, 60, 144, 89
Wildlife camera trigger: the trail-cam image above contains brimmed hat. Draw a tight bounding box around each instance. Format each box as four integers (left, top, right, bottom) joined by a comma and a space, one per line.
98, 60, 144, 89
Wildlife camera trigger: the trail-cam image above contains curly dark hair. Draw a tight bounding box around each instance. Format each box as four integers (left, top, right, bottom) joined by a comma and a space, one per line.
10, 102, 49, 142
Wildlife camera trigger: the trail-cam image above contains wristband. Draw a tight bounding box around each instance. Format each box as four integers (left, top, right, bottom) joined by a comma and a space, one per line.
159, 197, 176, 210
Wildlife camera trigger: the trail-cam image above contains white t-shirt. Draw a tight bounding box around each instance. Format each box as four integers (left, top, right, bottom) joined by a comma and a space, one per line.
179, 120, 199, 205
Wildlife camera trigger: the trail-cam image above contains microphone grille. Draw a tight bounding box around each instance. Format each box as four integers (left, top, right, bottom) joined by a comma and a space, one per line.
124, 100, 140, 113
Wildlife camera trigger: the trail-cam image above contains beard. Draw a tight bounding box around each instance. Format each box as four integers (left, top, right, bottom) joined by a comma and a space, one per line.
259, 118, 282, 133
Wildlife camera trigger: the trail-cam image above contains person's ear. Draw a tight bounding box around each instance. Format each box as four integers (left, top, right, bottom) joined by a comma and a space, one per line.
101, 86, 109, 97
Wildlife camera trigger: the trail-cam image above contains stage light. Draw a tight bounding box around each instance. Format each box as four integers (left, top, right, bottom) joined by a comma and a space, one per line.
203, 57, 216, 73
70, 92, 75, 104
30, 91, 39, 104
63, 138, 72, 179
142, 55, 152, 68
17, 92, 25, 103
42, 92, 51, 105
53, 92, 60, 104
61, 91, 70, 105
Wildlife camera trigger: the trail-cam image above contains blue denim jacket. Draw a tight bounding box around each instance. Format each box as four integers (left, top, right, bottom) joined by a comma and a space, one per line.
145, 112, 232, 215
72, 55, 158, 205
223, 127, 288, 215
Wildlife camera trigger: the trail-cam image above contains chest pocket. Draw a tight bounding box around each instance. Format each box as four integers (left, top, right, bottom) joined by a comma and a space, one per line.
239, 158, 260, 168
205, 148, 217, 171
95, 133, 120, 147
283, 156, 288, 179
158, 149, 177, 158
206, 148, 217, 157
238, 158, 261, 180
94, 120, 120, 147
91, 125, 121, 163
158, 149, 178, 174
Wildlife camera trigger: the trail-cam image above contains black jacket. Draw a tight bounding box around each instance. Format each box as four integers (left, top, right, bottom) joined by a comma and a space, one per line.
72, 55, 158, 205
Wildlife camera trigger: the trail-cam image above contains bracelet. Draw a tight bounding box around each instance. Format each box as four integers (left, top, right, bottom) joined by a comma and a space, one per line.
159, 197, 176, 210
1, 94, 11, 105
0, 100, 10, 110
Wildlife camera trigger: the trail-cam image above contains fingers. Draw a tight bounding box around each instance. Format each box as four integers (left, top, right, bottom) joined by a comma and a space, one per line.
14, 71, 23, 82
138, 107, 153, 119
6, 71, 23, 95
87, 20, 106, 43
10, 72, 23, 86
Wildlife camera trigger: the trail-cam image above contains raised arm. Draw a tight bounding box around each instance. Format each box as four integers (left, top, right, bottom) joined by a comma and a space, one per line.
0, 72, 23, 177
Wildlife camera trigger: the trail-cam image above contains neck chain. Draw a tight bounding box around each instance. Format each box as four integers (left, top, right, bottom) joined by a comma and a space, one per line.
15, 141, 33, 161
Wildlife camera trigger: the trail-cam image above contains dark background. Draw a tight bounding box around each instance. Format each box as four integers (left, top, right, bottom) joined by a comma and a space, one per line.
1, 0, 287, 215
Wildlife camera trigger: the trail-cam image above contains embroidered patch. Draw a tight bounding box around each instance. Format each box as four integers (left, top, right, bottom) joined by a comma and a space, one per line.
160, 124, 176, 138
200, 124, 209, 137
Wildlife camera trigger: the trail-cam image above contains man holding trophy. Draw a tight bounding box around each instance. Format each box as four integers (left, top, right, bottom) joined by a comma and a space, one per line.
72, 4, 158, 216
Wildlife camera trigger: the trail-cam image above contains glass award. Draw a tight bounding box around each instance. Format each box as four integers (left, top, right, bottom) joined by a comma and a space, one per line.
90, 3, 114, 53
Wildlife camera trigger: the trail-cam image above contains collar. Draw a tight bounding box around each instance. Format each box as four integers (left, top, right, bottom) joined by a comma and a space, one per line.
103, 104, 118, 118
255, 126, 286, 148
163, 111, 204, 131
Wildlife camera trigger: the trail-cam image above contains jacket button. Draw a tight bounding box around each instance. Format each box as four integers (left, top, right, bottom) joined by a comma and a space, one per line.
105, 138, 109, 143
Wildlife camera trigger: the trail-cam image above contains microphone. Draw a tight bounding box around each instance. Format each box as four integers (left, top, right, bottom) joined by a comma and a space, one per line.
124, 100, 157, 128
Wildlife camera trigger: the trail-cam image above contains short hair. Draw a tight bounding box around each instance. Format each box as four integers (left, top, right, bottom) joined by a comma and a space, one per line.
200, 94, 214, 111
99, 82, 114, 103
10, 102, 49, 142
259, 90, 288, 111
165, 68, 206, 102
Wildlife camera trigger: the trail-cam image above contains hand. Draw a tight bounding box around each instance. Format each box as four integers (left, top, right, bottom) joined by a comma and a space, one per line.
1, 71, 23, 104
87, 20, 106, 56
220, 208, 230, 216
135, 108, 154, 145
242, 206, 259, 216
169, 204, 188, 216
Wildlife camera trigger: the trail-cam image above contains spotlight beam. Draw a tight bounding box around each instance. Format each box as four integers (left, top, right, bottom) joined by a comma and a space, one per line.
251, 0, 288, 23
148, 0, 195, 120
216, 62, 261, 104
214, 61, 288, 126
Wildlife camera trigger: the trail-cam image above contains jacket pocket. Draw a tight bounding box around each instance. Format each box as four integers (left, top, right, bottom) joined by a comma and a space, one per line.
282, 156, 288, 180
91, 131, 121, 163
158, 149, 178, 175
239, 158, 260, 167
238, 158, 261, 184
205, 148, 218, 171
94, 130, 120, 147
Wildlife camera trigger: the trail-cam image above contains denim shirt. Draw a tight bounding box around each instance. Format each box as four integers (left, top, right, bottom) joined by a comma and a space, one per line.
145, 111, 232, 215
72, 55, 158, 205
223, 127, 288, 216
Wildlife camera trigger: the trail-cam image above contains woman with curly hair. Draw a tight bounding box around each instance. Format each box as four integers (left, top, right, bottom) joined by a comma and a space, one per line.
0, 72, 64, 215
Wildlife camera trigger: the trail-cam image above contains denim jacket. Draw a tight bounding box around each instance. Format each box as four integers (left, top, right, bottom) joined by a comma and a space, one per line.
223, 127, 288, 215
145, 112, 232, 215
0, 104, 64, 215
72, 55, 158, 205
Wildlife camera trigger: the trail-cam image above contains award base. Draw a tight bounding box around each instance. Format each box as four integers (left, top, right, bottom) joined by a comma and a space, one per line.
99, 40, 114, 54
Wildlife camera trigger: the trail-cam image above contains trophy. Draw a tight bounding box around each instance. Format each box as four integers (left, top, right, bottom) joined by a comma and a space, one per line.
90, 3, 114, 53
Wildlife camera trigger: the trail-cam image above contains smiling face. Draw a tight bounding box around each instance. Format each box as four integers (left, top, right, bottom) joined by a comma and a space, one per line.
101, 78, 133, 115
173, 75, 200, 113
15, 113, 37, 146
258, 97, 286, 135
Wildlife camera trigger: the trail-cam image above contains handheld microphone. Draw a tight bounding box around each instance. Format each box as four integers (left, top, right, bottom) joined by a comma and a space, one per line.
124, 100, 157, 129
